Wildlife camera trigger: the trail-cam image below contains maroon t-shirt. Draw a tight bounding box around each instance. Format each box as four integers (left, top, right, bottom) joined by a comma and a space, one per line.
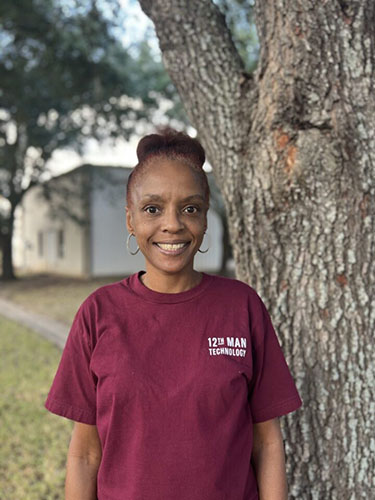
45, 270, 302, 500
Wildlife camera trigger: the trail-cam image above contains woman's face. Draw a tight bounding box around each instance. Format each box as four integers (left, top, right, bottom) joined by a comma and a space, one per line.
126, 158, 208, 277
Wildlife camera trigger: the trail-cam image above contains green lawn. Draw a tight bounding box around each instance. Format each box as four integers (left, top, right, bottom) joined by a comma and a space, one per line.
0, 315, 73, 499
0, 273, 127, 325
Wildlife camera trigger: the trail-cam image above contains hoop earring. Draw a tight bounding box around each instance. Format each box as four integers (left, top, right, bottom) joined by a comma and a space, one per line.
127, 233, 140, 255
198, 232, 210, 253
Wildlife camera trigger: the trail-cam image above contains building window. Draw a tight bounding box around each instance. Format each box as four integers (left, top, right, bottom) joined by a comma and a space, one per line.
58, 229, 65, 258
38, 231, 43, 257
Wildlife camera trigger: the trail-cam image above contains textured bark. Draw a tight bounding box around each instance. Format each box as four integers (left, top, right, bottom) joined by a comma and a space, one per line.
138, 0, 375, 497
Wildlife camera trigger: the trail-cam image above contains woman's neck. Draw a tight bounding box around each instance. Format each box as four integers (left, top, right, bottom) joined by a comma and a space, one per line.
140, 269, 203, 294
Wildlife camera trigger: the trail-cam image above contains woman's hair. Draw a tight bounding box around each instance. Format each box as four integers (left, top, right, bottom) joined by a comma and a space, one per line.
126, 126, 210, 209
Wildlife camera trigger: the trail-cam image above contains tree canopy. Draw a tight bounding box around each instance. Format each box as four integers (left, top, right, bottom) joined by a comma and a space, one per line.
1, 0, 164, 198
0, 0, 177, 277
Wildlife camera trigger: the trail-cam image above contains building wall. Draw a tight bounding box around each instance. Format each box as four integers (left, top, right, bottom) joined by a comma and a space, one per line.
15, 172, 89, 276
90, 168, 131, 276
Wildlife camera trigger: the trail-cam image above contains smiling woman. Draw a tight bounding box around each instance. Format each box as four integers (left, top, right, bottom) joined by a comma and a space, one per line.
44, 127, 302, 500
125, 127, 211, 293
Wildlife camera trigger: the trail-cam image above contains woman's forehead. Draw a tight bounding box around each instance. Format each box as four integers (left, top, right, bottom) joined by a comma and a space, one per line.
134, 163, 203, 196
139, 192, 205, 203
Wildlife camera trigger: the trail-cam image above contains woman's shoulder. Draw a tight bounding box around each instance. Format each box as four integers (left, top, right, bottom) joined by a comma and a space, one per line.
206, 272, 260, 300
77, 278, 127, 312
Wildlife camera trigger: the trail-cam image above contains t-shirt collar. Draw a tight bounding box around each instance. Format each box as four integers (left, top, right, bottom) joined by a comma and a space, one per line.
127, 270, 212, 304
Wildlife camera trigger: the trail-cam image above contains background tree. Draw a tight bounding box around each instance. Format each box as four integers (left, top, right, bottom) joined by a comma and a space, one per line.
0, 0, 182, 279
137, 0, 375, 497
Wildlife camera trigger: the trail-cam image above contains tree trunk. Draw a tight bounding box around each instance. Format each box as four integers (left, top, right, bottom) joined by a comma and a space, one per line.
138, 0, 375, 497
1, 234, 15, 280
1, 206, 16, 280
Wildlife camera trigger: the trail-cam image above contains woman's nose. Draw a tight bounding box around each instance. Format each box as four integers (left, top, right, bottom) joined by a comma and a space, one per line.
162, 208, 184, 231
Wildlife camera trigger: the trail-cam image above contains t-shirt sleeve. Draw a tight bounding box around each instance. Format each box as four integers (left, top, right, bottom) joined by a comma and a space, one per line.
44, 302, 97, 425
248, 292, 302, 423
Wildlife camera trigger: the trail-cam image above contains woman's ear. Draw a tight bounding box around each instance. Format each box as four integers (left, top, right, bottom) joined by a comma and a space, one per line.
125, 206, 134, 234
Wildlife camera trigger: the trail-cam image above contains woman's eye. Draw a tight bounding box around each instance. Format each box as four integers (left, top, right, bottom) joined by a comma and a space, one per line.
184, 206, 199, 214
144, 206, 159, 214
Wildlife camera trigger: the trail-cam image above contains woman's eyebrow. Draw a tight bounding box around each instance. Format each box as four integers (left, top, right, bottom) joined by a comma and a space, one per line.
141, 194, 205, 202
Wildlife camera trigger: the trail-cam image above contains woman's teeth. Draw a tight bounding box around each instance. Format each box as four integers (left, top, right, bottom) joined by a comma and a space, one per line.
156, 243, 187, 250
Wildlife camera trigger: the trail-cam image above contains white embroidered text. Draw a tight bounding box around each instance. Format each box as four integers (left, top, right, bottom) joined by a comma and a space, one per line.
208, 337, 247, 358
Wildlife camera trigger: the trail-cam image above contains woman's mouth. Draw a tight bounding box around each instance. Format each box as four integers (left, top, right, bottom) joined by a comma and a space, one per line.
153, 242, 190, 255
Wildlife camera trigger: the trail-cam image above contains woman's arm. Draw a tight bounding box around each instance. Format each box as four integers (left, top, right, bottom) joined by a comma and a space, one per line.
252, 417, 288, 500
65, 422, 102, 500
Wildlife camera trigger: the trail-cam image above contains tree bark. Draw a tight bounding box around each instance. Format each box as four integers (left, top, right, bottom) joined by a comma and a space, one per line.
138, 0, 375, 497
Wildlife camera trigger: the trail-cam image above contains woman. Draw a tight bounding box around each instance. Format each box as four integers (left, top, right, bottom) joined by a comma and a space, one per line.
45, 127, 302, 500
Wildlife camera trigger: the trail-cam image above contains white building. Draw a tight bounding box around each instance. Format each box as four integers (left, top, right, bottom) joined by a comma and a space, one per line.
14, 165, 224, 277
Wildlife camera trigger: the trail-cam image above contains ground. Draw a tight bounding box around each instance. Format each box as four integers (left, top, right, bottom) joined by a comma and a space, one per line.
0, 272, 127, 324
0, 272, 125, 498
0, 315, 73, 499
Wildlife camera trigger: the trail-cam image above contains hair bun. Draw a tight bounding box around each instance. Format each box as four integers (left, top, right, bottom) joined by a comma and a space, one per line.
136, 127, 205, 168
136, 134, 164, 163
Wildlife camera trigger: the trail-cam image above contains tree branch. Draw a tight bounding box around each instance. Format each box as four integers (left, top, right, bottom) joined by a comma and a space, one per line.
138, 0, 255, 160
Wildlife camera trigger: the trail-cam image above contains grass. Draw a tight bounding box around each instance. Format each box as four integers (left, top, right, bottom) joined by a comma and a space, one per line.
0, 272, 127, 325
0, 315, 73, 499
0, 269, 233, 325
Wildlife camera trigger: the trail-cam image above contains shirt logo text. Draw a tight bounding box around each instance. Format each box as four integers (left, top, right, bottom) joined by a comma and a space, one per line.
208, 337, 247, 358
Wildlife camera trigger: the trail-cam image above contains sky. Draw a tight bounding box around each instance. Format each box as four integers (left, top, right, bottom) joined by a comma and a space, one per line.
119, 0, 157, 53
